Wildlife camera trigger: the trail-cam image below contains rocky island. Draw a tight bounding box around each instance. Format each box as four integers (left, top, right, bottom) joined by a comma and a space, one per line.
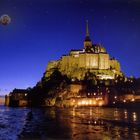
5, 22, 140, 107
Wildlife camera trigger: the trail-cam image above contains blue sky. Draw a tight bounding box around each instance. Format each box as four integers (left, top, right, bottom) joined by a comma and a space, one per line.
0, 0, 140, 95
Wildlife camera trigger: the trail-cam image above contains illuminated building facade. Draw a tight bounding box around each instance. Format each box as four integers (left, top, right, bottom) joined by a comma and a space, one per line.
45, 21, 123, 80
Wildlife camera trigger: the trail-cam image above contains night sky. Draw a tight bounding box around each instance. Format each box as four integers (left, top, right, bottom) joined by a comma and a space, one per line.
0, 0, 140, 95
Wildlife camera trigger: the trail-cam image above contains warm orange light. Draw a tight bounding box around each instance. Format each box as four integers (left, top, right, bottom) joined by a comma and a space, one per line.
131, 98, 135, 102
98, 101, 103, 106
77, 99, 104, 106
85, 101, 88, 105
92, 101, 96, 105
82, 100, 86, 105
89, 100, 92, 105
78, 102, 81, 105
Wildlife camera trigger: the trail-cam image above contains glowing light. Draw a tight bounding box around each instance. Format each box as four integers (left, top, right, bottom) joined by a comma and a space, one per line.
123, 100, 126, 103
132, 112, 137, 122
82, 100, 86, 105
78, 102, 81, 105
97, 75, 114, 80
71, 78, 75, 81
98, 101, 103, 106
89, 100, 92, 105
131, 98, 135, 102
85, 101, 88, 105
94, 93, 96, 95
114, 96, 117, 99
114, 110, 119, 120
113, 102, 115, 104
72, 99, 75, 103
93, 101, 96, 105
76, 99, 104, 106
124, 110, 128, 119
89, 108, 92, 116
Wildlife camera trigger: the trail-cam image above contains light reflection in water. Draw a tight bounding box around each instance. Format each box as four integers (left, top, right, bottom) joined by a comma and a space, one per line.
72, 107, 76, 117
114, 109, 120, 120
18, 107, 140, 140
132, 112, 137, 122
89, 107, 92, 117
124, 110, 128, 119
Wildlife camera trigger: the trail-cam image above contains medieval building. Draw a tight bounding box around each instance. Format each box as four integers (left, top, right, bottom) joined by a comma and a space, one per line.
45, 21, 123, 80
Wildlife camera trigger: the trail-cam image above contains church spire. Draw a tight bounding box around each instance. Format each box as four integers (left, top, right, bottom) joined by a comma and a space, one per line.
84, 20, 91, 41
86, 20, 89, 37
84, 20, 92, 50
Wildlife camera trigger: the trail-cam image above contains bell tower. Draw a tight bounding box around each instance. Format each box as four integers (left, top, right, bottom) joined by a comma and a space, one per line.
84, 20, 92, 50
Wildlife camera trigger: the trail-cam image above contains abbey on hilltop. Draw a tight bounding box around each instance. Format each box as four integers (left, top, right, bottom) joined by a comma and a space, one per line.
8, 21, 140, 108
45, 21, 123, 81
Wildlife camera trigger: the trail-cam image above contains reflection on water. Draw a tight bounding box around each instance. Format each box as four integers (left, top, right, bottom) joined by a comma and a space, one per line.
132, 112, 137, 122
1, 105, 140, 140
19, 107, 140, 140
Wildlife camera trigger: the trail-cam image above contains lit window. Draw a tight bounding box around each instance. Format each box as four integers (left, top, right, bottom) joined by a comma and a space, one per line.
131, 98, 135, 102
114, 96, 117, 99
93, 101, 96, 105
78, 102, 81, 105
123, 100, 126, 103
82, 100, 86, 105
98, 101, 103, 106
89, 100, 92, 105
85, 101, 88, 105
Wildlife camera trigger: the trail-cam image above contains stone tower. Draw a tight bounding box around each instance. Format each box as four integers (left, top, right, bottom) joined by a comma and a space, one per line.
84, 20, 92, 50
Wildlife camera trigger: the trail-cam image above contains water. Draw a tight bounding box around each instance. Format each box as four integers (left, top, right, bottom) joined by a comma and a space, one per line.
0, 106, 29, 140
0, 105, 140, 140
